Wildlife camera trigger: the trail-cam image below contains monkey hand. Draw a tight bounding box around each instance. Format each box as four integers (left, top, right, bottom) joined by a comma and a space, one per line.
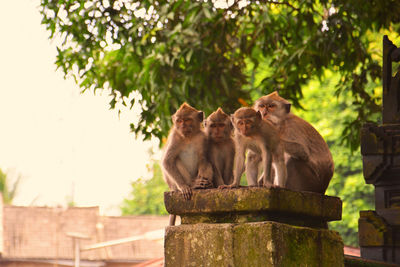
261, 182, 276, 188
218, 183, 239, 189
193, 176, 213, 189
179, 185, 193, 200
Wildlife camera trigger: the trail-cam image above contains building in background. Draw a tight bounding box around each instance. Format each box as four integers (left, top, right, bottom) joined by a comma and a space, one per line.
0, 198, 168, 267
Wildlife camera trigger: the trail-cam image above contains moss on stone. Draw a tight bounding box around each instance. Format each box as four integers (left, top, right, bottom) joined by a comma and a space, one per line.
359, 211, 392, 247
165, 221, 344, 267
164, 187, 342, 227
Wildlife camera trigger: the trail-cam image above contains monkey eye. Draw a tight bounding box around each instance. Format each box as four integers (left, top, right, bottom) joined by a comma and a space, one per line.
258, 104, 265, 108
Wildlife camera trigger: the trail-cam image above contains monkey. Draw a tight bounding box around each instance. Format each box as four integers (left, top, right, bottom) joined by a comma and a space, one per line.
221, 107, 287, 189
162, 103, 213, 225
252, 91, 334, 194
205, 108, 235, 186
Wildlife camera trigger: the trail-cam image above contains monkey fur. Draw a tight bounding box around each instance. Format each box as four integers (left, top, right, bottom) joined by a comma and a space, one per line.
205, 108, 235, 186
162, 103, 213, 225
253, 91, 334, 194
223, 107, 287, 189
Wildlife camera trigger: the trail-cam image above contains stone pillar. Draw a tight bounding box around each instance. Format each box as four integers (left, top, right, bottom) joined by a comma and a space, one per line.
164, 187, 343, 267
359, 35, 400, 264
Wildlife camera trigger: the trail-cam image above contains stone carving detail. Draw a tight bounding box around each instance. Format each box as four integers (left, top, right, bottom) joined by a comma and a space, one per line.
359, 35, 400, 264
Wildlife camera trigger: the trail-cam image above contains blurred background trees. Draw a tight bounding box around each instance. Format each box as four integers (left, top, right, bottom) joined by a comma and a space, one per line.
121, 162, 168, 215
39, 0, 400, 246
0, 168, 21, 204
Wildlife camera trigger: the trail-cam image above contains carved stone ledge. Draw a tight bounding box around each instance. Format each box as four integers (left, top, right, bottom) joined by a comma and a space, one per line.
164, 187, 342, 228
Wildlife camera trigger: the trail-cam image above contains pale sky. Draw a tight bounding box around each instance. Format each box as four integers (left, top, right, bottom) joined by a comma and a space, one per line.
0, 1, 159, 215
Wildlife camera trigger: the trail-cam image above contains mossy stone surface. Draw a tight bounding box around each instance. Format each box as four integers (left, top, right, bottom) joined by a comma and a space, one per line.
359, 210, 392, 247
165, 221, 344, 267
165, 223, 234, 267
164, 187, 342, 226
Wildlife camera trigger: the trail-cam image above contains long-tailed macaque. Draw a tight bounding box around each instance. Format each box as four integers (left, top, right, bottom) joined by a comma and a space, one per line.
162, 103, 213, 225
253, 91, 334, 194
205, 108, 235, 186
222, 107, 287, 188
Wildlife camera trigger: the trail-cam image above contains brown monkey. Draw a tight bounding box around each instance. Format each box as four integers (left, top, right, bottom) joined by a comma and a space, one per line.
205, 108, 235, 186
162, 103, 213, 225
253, 91, 334, 194
222, 107, 287, 188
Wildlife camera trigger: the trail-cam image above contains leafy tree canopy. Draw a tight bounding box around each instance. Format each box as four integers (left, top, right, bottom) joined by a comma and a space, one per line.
39, 0, 400, 148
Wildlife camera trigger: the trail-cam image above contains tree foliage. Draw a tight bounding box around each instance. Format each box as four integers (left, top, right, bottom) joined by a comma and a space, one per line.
39, 0, 400, 149
120, 162, 168, 215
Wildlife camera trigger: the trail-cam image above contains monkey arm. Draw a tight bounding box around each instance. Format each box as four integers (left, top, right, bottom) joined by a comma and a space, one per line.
213, 164, 225, 186
195, 162, 214, 189
222, 146, 235, 185
189, 134, 213, 189
261, 148, 273, 187
272, 145, 287, 188
198, 161, 213, 180
231, 145, 246, 187
162, 146, 192, 190
197, 135, 214, 181
163, 155, 193, 200
209, 145, 227, 186
176, 158, 193, 185
245, 150, 261, 186
283, 140, 310, 161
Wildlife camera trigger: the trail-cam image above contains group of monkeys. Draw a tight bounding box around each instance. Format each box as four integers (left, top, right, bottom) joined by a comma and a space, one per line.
162, 91, 334, 224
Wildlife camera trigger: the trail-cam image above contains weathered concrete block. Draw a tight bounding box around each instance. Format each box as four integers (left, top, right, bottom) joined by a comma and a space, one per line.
165, 223, 234, 267
164, 187, 342, 228
359, 211, 392, 247
358, 210, 400, 264
165, 221, 344, 267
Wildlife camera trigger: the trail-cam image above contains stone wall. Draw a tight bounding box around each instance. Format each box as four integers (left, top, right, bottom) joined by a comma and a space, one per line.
164, 187, 344, 267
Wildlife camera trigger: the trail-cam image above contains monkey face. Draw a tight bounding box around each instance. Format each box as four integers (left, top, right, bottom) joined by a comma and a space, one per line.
232, 107, 261, 136
255, 92, 291, 121
172, 103, 204, 138
208, 122, 228, 142
206, 108, 232, 142
235, 118, 256, 136
175, 116, 197, 137
255, 101, 277, 119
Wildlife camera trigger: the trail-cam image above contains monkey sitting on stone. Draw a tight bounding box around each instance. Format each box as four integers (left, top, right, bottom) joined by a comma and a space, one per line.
205, 108, 235, 186
252, 91, 334, 194
162, 103, 213, 201
221, 107, 287, 189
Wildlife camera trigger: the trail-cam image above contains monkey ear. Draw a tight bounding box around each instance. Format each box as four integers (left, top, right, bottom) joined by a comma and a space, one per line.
198, 111, 204, 122
228, 120, 234, 130
230, 114, 235, 124
284, 103, 291, 113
